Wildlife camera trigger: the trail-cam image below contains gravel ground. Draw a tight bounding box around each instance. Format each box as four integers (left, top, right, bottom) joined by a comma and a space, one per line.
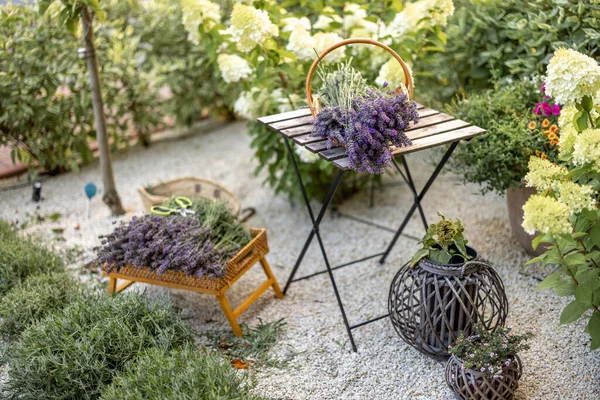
1, 122, 599, 399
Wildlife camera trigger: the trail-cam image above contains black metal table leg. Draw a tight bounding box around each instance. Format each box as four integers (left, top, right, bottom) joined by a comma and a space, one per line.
281, 137, 357, 351
391, 157, 428, 231
380, 142, 459, 264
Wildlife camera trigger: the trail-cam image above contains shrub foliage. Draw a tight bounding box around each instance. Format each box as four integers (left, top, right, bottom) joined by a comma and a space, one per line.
3, 292, 193, 399
0, 272, 81, 340
102, 345, 264, 400
0, 219, 64, 297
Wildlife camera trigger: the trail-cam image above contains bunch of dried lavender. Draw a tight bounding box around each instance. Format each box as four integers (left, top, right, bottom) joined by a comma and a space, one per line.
97, 215, 228, 279
312, 63, 419, 174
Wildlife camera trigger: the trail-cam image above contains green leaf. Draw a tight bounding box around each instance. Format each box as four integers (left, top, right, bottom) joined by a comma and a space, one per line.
410, 248, 429, 267
575, 110, 589, 132
560, 300, 591, 324
587, 312, 600, 350
582, 95, 594, 112
554, 282, 577, 297
532, 234, 549, 251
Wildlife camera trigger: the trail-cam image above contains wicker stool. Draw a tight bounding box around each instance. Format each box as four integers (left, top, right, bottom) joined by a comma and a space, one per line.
103, 228, 283, 336
388, 250, 508, 359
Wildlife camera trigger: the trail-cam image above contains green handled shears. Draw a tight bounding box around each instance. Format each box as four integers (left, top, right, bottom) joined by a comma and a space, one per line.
151, 196, 196, 216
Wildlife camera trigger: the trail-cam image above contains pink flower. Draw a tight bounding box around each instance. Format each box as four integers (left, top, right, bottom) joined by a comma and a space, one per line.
505, 360, 511, 366
541, 82, 546, 94
552, 104, 561, 116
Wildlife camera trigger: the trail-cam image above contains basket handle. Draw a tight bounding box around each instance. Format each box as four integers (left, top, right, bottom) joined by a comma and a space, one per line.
305, 38, 414, 118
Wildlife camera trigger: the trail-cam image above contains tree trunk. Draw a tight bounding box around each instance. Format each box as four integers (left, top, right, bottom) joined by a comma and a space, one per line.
81, 7, 125, 216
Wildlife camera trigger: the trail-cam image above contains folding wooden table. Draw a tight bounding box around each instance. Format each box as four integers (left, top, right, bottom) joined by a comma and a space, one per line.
258, 105, 485, 351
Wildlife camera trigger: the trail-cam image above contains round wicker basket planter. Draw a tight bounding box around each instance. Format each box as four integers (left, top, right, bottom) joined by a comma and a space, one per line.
445, 354, 522, 400
388, 247, 508, 359
138, 176, 241, 216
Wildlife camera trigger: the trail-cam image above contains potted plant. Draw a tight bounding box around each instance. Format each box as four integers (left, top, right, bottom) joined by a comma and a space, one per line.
389, 213, 508, 359
445, 79, 560, 255
446, 324, 532, 400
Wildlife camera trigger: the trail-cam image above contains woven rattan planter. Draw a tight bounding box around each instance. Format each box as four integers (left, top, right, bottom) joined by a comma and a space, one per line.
103, 228, 283, 337
445, 354, 522, 400
388, 248, 508, 359
138, 176, 241, 216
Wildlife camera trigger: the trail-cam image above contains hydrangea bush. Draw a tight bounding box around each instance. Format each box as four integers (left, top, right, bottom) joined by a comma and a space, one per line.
522, 49, 600, 349
194, 0, 455, 200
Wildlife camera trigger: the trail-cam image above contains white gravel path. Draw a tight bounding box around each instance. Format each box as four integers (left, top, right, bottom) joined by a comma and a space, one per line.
1, 122, 598, 399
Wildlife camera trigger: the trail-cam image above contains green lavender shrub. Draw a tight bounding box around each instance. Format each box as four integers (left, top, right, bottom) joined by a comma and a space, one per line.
0, 272, 82, 340
2, 292, 193, 399
0, 219, 64, 297
102, 345, 265, 400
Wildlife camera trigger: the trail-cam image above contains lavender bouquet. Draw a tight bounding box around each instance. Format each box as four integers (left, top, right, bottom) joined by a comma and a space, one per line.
97, 215, 228, 279
312, 62, 419, 174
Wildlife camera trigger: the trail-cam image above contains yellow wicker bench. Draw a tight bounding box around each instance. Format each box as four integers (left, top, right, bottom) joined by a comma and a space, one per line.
103, 228, 283, 336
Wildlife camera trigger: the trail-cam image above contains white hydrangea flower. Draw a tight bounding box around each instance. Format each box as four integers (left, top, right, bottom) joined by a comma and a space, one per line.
228, 4, 279, 53
545, 48, 600, 105
282, 17, 311, 32
524, 156, 568, 192
572, 128, 600, 171
384, 0, 454, 39
375, 58, 414, 91
522, 194, 572, 236
217, 54, 252, 83
295, 146, 321, 164
343, 4, 368, 31
273, 89, 304, 113
556, 181, 596, 215
180, 0, 221, 44
558, 104, 579, 156
233, 89, 269, 120
286, 25, 315, 62
313, 15, 334, 30
314, 32, 344, 63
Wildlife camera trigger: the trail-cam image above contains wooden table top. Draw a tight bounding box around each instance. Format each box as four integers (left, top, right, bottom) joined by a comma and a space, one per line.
257, 104, 485, 170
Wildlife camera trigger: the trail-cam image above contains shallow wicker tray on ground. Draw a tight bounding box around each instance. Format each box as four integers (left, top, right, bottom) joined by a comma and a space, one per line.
138, 176, 241, 216
103, 228, 283, 336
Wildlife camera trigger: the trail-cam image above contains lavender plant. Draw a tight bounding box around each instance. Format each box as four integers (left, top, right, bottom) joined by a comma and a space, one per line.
312, 64, 418, 174
97, 215, 228, 279
449, 324, 532, 379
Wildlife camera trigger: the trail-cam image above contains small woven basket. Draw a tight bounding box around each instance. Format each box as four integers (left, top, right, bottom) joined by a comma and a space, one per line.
445, 354, 523, 400
138, 176, 241, 216
305, 37, 414, 118
102, 228, 268, 292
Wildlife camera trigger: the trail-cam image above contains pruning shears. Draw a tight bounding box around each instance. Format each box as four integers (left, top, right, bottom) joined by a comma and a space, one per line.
151, 196, 196, 216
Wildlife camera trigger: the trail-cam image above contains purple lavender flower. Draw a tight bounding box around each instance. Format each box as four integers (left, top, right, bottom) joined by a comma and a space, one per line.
313, 91, 419, 174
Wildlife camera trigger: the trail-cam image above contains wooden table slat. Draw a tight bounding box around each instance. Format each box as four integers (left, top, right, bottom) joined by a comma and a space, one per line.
281, 124, 313, 138
270, 115, 314, 130
257, 108, 312, 125
319, 147, 347, 161
393, 126, 485, 155
407, 113, 454, 131
293, 133, 325, 145
407, 119, 471, 141
305, 140, 333, 153
416, 108, 440, 118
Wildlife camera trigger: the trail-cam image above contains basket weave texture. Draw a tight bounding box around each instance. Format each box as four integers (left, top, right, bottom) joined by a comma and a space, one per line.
389, 255, 508, 359
103, 228, 268, 292
138, 176, 241, 216
445, 354, 522, 400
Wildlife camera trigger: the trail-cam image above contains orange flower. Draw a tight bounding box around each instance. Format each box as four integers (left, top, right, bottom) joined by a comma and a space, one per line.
549, 124, 558, 133
527, 121, 536, 130
548, 132, 558, 141
543, 130, 551, 136
535, 150, 541, 157
542, 119, 550, 127
541, 152, 547, 160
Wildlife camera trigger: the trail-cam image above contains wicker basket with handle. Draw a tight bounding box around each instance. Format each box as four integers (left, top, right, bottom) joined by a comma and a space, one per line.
305, 37, 414, 118
138, 176, 241, 216
103, 228, 283, 337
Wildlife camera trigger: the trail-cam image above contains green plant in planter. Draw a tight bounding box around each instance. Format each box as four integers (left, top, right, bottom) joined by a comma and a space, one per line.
410, 212, 470, 267
449, 323, 532, 379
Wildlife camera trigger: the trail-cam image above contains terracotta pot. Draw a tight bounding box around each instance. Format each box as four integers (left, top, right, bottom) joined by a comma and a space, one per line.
506, 186, 543, 256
